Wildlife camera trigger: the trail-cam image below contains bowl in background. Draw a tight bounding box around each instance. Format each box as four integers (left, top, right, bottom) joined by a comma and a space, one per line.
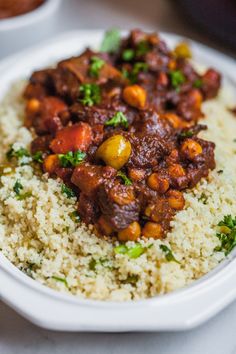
0, 0, 61, 58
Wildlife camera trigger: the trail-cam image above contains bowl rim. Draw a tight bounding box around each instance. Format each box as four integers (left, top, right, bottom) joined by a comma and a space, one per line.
0, 0, 61, 31
0, 30, 236, 331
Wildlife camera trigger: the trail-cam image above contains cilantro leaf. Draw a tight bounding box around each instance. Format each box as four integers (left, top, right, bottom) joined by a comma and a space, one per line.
136, 40, 150, 56
114, 243, 146, 259
214, 215, 236, 255
105, 111, 129, 128
193, 79, 203, 88
160, 244, 180, 264
32, 151, 43, 163
169, 70, 185, 90
79, 84, 101, 106
122, 49, 135, 61
100, 29, 121, 53
52, 276, 68, 288
58, 150, 86, 168
126, 62, 148, 83
117, 171, 132, 186
69, 210, 81, 223
89, 56, 105, 78
61, 184, 76, 199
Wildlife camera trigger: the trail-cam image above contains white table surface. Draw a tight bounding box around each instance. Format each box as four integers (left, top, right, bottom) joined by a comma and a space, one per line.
1, 1, 236, 353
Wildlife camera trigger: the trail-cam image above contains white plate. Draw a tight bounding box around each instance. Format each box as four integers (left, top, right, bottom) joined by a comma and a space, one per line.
0, 30, 236, 332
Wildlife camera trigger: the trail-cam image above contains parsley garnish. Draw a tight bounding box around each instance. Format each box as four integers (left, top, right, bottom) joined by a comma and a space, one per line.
169, 70, 185, 91
6, 146, 30, 160
69, 210, 81, 223
179, 130, 194, 138
127, 62, 148, 83
114, 243, 149, 259
79, 84, 101, 106
32, 151, 43, 163
105, 111, 129, 128
89, 56, 105, 78
136, 40, 150, 56
61, 184, 76, 199
100, 29, 121, 53
122, 49, 135, 61
122, 274, 139, 285
89, 257, 112, 271
13, 180, 23, 195
52, 276, 68, 288
58, 150, 86, 167
17, 192, 32, 200
198, 192, 208, 205
193, 79, 203, 88
214, 215, 236, 255
160, 244, 180, 264
117, 171, 132, 186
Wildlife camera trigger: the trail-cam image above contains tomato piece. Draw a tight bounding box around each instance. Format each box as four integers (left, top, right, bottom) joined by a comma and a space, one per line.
50, 122, 93, 154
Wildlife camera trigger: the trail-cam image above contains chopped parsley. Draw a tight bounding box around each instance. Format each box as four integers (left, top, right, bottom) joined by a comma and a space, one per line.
122, 49, 135, 61
6, 146, 30, 160
160, 244, 180, 264
58, 150, 86, 167
122, 274, 139, 285
17, 192, 32, 200
79, 83, 101, 106
214, 215, 236, 255
61, 184, 76, 199
117, 171, 132, 186
128, 62, 148, 83
179, 130, 194, 138
89, 56, 105, 78
32, 151, 43, 163
70, 211, 81, 223
136, 40, 150, 56
193, 78, 203, 88
169, 70, 185, 91
52, 276, 68, 288
13, 180, 23, 196
89, 257, 112, 271
105, 111, 128, 128
198, 192, 208, 205
114, 243, 149, 259
100, 29, 121, 53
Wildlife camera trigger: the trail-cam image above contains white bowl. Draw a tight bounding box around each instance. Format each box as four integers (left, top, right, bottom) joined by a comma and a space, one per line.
0, 0, 61, 58
0, 30, 236, 332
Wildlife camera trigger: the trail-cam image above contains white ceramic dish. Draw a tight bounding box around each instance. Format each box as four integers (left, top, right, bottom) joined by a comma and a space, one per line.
0, 0, 61, 58
0, 30, 236, 332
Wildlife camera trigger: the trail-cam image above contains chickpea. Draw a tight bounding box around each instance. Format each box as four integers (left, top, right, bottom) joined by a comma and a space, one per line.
167, 190, 185, 210
118, 221, 141, 241
142, 222, 163, 239
168, 164, 185, 177
98, 216, 113, 236
162, 113, 182, 129
189, 89, 203, 109
181, 139, 202, 160
144, 204, 154, 218
147, 173, 169, 193
26, 98, 40, 114
168, 59, 177, 71
96, 135, 132, 170
123, 85, 147, 109
128, 168, 146, 182
43, 154, 59, 174
174, 42, 192, 59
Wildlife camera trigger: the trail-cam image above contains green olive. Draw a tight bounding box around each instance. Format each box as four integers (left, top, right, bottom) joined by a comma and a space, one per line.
96, 134, 131, 169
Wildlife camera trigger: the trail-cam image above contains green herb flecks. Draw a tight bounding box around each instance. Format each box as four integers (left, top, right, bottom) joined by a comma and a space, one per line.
70, 211, 81, 223
79, 83, 101, 106
17, 192, 32, 200
89, 56, 105, 78
58, 150, 86, 167
105, 111, 129, 128
193, 79, 203, 88
179, 130, 194, 138
217, 170, 224, 174
6, 146, 30, 160
32, 151, 43, 163
198, 192, 208, 205
122, 49, 135, 61
13, 180, 23, 196
160, 244, 180, 264
89, 257, 113, 272
52, 276, 68, 288
126, 62, 148, 83
114, 243, 150, 259
122, 274, 139, 285
169, 70, 185, 91
100, 29, 121, 53
214, 215, 236, 256
61, 184, 76, 199
136, 40, 150, 56
117, 171, 132, 186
